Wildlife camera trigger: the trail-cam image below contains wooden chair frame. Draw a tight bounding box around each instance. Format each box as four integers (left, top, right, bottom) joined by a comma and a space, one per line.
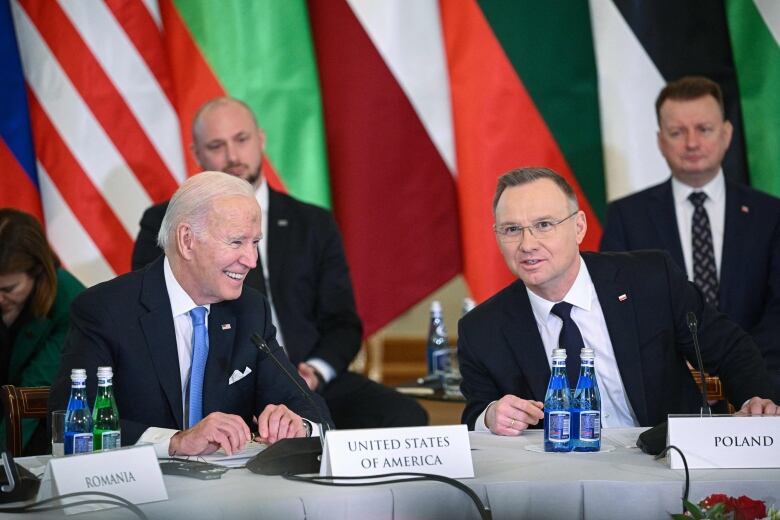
1, 385, 50, 457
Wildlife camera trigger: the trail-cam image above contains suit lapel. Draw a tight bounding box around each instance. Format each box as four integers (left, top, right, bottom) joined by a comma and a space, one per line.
203, 303, 236, 415
719, 181, 748, 306
500, 283, 551, 402
267, 188, 291, 301
650, 180, 685, 269
584, 254, 648, 425
138, 258, 184, 429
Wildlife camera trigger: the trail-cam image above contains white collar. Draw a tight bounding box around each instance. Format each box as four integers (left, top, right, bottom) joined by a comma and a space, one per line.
163, 256, 211, 318
527, 256, 593, 319
257, 177, 269, 216
671, 170, 725, 206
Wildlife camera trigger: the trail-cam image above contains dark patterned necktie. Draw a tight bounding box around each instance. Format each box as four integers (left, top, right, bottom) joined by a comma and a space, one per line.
688, 192, 719, 307
550, 301, 583, 388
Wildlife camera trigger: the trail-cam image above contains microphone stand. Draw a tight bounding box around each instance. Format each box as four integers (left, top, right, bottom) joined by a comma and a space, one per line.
686, 312, 712, 417
250, 333, 331, 447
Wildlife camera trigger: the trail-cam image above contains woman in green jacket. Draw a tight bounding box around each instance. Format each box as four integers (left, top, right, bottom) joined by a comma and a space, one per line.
0, 208, 84, 454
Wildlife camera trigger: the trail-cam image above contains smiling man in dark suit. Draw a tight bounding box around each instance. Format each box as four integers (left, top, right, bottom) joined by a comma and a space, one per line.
50, 171, 330, 456
600, 76, 780, 398
132, 97, 426, 429
458, 167, 777, 435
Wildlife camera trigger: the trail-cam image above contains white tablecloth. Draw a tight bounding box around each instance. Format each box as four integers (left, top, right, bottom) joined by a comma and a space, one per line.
6, 428, 779, 520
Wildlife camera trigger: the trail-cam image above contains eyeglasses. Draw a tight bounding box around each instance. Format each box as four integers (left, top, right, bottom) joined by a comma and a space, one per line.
493, 211, 578, 243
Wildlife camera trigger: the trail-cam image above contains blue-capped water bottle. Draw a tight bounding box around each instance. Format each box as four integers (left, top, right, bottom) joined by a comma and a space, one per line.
544, 348, 572, 452
572, 347, 601, 451
64, 368, 93, 455
426, 301, 449, 375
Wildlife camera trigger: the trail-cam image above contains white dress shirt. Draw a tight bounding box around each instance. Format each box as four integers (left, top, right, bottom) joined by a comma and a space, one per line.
671, 171, 726, 281
138, 257, 211, 455
138, 257, 321, 456
475, 257, 639, 432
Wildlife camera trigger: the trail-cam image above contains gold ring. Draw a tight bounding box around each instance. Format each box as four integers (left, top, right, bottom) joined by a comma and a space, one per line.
510, 418, 516, 428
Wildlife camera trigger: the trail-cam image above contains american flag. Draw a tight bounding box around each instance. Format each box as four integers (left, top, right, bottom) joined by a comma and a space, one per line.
3, 0, 222, 286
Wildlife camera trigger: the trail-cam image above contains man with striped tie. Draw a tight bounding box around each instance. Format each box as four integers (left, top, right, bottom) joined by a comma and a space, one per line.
600, 76, 780, 400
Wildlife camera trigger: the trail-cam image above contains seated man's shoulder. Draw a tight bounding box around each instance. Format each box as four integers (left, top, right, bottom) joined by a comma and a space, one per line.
460, 281, 524, 329
74, 268, 147, 310
275, 191, 335, 226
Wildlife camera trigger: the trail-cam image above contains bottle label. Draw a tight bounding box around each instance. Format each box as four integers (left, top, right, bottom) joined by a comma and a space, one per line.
72, 432, 93, 454
547, 411, 570, 442
578, 411, 601, 441
101, 431, 121, 450
431, 348, 451, 373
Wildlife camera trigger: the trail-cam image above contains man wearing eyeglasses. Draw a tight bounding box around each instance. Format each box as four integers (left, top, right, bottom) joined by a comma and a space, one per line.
458, 166, 778, 435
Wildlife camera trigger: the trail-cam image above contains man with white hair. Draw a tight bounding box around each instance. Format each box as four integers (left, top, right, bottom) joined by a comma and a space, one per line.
132, 97, 427, 428
50, 171, 331, 456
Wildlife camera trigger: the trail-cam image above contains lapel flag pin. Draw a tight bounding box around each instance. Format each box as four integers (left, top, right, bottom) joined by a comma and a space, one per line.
741, 205, 749, 214
618, 294, 628, 302
277, 219, 289, 227
221, 324, 231, 330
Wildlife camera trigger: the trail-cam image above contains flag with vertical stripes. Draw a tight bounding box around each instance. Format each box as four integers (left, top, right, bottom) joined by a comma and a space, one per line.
4, 1, 780, 335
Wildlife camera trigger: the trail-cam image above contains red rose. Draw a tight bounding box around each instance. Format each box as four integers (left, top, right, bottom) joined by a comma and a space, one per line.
732, 495, 767, 520
701, 494, 732, 509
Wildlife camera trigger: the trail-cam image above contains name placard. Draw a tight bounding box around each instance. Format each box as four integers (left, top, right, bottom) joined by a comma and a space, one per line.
38, 445, 167, 515
320, 424, 474, 478
667, 415, 780, 469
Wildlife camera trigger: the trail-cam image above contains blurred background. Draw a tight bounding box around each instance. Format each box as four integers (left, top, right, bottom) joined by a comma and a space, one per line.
2, 0, 779, 349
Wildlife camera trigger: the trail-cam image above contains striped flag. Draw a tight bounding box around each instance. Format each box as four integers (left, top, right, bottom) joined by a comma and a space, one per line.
4, 1, 780, 336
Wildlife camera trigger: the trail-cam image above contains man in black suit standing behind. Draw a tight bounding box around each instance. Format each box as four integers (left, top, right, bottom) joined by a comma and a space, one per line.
600, 76, 780, 398
132, 97, 426, 429
458, 167, 777, 435
51, 171, 330, 456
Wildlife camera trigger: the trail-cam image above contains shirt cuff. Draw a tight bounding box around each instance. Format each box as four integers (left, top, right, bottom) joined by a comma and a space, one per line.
307, 358, 336, 384
302, 419, 324, 438
136, 427, 179, 458
474, 401, 496, 433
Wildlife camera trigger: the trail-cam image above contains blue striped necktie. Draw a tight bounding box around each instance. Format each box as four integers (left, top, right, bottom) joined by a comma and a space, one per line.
188, 306, 209, 428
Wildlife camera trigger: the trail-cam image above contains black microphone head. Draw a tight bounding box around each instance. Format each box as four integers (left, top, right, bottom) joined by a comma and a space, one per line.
250, 332, 270, 354
686, 312, 697, 331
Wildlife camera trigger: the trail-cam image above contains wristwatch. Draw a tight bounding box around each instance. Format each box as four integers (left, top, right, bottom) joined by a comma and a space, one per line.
302, 419, 313, 437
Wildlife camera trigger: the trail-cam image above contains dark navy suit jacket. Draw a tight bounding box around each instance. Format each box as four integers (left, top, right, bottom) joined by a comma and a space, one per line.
131, 187, 363, 376
458, 251, 774, 430
49, 257, 332, 444
600, 178, 780, 373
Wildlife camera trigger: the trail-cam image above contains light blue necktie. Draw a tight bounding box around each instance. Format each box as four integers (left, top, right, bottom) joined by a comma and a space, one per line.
188, 306, 209, 428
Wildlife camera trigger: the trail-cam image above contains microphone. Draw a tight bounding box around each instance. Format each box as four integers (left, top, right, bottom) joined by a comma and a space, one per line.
686, 312, 711, 416
247, 332, 330, 475
636, 310, 713, 455
250, 332, 331, 436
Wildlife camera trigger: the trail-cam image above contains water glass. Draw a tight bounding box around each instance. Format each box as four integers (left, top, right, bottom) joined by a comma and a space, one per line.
439, 348, 463, 398
51, 409, 66, 457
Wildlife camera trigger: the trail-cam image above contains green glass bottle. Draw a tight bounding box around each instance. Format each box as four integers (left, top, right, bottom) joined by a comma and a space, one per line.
92, 366, 121, 450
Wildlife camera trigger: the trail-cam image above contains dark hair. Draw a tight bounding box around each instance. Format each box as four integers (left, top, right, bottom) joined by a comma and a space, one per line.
655, 76, 725, 122
0, 208, 60, 317
493, 167, 579, 213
